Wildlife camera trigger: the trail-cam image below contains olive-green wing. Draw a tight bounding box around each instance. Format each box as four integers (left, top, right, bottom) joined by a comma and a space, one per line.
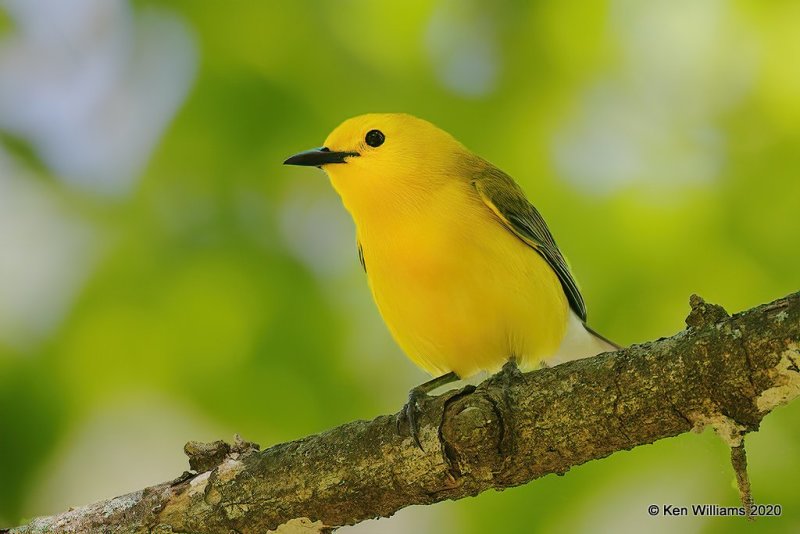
472, 165, 587, 322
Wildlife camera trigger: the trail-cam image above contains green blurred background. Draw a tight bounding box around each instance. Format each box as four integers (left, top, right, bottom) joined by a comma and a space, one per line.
0, 0, 798, 532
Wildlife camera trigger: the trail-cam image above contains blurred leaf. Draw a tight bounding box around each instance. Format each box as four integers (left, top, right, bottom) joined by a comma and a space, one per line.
0, 132, 50, 177
0, 356, 66, 521
0, 6, 11, 36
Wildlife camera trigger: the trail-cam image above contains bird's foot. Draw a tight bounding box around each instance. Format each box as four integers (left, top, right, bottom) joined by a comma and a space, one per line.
396, 371, 459, 450
396, 387, 428, 449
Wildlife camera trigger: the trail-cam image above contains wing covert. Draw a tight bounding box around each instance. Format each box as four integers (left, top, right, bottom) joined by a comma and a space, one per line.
472, 165, 587, 322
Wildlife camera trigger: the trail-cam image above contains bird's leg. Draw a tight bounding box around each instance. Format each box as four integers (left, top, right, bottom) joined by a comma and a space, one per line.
397, 371, 459, 449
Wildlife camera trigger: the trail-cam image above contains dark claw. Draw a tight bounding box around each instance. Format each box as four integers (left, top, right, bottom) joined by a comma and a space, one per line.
407, 388, 425, 449
396, 387, 426, 449
396, 371, 460, 450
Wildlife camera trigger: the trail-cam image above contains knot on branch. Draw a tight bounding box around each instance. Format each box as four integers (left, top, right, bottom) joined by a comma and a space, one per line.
184, 434, 260, 473
440, 392, 506, 483
686, 294, 729, 328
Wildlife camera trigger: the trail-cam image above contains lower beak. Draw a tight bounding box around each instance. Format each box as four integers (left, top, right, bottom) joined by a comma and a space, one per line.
283, 147, 359, 167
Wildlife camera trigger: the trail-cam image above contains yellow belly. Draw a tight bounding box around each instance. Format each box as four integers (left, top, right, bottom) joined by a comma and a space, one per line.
357, 182, 568, 378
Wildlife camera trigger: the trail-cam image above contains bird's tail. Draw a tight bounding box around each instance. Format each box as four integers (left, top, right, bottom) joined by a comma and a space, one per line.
545, 311, 621, 366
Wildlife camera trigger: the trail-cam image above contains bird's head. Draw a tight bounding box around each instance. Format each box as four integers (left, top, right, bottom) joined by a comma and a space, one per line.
285, 113, 469, 220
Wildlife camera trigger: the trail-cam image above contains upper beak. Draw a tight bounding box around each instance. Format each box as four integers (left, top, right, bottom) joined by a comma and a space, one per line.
283, 147, 359, 167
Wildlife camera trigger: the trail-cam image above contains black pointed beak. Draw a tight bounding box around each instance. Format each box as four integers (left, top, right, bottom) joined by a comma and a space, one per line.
283, 147, 359, 167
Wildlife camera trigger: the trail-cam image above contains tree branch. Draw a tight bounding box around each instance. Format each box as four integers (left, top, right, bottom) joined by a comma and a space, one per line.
6, 291, 800, 533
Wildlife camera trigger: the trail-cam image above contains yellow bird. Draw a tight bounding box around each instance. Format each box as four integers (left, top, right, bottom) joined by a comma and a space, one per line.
285, 113, 618, 443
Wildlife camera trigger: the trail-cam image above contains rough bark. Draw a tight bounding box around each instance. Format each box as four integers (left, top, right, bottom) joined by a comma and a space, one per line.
5, 291, 799, 534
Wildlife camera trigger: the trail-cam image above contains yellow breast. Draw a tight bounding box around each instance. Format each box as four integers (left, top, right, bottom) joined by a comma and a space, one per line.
356, 180, 568, 378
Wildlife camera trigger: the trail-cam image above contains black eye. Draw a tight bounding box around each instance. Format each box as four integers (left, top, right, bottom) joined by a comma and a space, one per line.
365, 129, 385, 148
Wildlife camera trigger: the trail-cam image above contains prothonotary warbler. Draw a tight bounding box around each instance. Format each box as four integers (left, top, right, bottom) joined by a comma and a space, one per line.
285, 113, 619, 446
